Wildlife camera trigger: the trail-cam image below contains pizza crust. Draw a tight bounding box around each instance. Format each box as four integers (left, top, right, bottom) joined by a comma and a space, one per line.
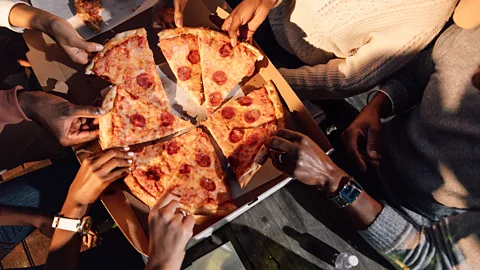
264, 81, 285, 129
124, 174, 157, 208
86, 28, 147, 75
98, 86, 117, 150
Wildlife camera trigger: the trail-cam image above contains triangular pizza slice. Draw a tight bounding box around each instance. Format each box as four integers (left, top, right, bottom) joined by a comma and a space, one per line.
158, 28, 204, 106
197, 29, 264, 113
124, 128, 202, 207
99, 85, 193, 149
86, 28, 167, 108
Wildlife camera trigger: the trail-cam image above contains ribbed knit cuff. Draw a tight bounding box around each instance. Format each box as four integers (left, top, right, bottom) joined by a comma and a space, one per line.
378, 79, 412, 116
359, 204, 415, 254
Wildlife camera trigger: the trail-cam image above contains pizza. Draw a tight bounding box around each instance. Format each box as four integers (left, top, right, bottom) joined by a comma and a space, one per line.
203, 81, 285, 187
98, 85, 192, 149
124, 128, 237, 216
159, 28, 204, 106
74, 0, 103, 33
157, 28, 264, 113
86, 28, 166, 109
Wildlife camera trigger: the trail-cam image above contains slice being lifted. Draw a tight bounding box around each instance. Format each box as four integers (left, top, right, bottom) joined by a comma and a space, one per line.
74, 0, 103, 33
86, 28, 167, 108
203, 81, 285, 188
158, 28, 204, 106
124, 128, 237, 218
198, 29, 263, 113
98, 85, 192, 149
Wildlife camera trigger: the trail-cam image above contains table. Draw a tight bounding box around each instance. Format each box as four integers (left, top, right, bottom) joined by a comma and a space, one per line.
23, 1, 391, 269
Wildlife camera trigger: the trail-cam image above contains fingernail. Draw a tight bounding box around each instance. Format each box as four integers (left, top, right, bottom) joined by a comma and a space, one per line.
95, 44, 104, 51
129, 167, 132, 171
128, 159, 133, 164
97, 108, 105, 115
127, 152, 134, 157
123, 147, 130, 151
176, 19, 183, 27
231, 38, 236, 46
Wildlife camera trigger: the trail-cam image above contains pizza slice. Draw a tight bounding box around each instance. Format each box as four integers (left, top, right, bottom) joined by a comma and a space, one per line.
124, 128, 202, 207
86, 28, 167, 108
74, 0, 103, 33
204, 121, 277, 188
98, 85, 193, 149
168, 131, 236, 216
204, 81, 284, 129
158, 28, 204, 106
197, 29, 264, 113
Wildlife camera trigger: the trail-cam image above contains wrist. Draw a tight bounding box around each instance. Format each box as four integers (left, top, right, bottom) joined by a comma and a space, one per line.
60, 198, 89, 219
365, 92, 391, 118
17, 90, 37, 119
323, 167, 349, 196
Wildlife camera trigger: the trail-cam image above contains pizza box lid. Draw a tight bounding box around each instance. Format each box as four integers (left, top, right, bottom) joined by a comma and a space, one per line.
25, 0, 333, 256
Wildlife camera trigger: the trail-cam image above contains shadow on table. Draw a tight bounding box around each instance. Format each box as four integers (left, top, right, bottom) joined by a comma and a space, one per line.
183, 224, 325, 270
285, 181, 393, 269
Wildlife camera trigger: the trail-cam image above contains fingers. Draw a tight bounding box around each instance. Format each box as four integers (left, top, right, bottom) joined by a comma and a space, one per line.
366, 127, 381, 160
160, 200, 182, 221
341, 129, 367, 172
68, 129, 100, 145
182, 214, 195, 230
152, 193, 181, 211
91, 149, 133, 170
98, 157, 131, 177
173, 0, 187, 27
264, 136, 297, 153
67, 105, 105, 118
276, 129, 305, 142
225, 12, 242, 46
104, 168, 130, 182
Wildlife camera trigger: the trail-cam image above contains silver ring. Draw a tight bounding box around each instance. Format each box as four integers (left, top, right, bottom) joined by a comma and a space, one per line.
175, 209, 187, 218
279, 153, 285, 164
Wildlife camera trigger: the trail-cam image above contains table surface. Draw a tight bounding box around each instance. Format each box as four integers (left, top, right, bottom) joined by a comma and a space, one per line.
24, 1, 391, 269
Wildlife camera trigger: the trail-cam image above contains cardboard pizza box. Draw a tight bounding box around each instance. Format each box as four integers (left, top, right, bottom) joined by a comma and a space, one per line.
23, 0, 333, 256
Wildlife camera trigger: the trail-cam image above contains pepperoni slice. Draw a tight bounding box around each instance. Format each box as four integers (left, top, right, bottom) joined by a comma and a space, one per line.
160, 112, 175, 127
187, 50, 200, 64
227, 156, 239, 169
195, 153, 211, 167
209, 92, 222, 106
177, 66, 192, 81
145, 167, 162, 181
221, 106, 236, 119
244, 110, 260, 124
136, 73, 154, 89
200, 177, 216, 191
228, 129, 244, 143
212, 71, 227, 86
130, 113, 146, 127
166, 141, 180, 155
245, 133, 260, 147
219, 43, 233, 57
237, 96, 253, 106
178, 164, 192, 174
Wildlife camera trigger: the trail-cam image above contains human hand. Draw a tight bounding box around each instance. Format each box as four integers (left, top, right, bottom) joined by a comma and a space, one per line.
146, 193, 194, 270
264, 129, 348, 195
341, 105, 383, 172
82, 229, 100, 249
222, 0, 277, 45
46, 17, 104, 64
153, 0, 188, 29
18, 91, 104, 146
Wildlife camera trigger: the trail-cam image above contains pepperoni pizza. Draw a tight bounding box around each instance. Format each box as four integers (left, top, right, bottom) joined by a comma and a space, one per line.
74, 0, 103, 33
204, 81, 285, 187
158, 28, 264, 113
124, 128, 237, 216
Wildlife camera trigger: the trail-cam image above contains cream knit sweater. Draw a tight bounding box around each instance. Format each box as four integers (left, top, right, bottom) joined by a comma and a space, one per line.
268, 0, 458, 99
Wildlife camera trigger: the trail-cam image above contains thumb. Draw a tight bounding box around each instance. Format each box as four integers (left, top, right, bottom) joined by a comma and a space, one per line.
68, 37, 104, 52
173, 0, 186, 27
366, 127, 381, 159
67, 105, 105, 118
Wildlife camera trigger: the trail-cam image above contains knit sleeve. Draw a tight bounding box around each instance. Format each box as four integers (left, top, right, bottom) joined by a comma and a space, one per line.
278, 30, 440, 100
0, 86, 31, 133
0, 0, 30, 33
359, 204, 480, 269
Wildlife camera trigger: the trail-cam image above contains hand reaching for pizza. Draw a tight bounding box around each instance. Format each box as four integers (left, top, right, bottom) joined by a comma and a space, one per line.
221, 0, 279, 45
146, 193, 195, 270
264, 129, 348, 195
153, 0, 189, 29
17, 91, 104, 146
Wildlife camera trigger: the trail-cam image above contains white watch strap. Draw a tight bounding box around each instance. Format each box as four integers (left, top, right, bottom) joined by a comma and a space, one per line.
52, 216, 80, 232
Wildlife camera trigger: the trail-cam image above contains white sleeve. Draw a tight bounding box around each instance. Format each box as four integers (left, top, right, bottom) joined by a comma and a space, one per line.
0, 0, 30, 33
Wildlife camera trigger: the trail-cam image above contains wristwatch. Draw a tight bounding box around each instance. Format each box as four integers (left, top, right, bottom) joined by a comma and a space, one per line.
52, 215, 92, 236
328, 176, 363, 208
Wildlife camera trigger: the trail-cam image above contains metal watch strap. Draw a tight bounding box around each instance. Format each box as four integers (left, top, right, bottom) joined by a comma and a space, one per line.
328, 176, 363, 208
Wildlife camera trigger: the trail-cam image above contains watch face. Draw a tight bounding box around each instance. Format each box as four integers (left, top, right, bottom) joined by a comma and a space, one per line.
79, 216, 92, 235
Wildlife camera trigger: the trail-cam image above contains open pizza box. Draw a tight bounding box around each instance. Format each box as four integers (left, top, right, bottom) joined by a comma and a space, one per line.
22, 0, 333, 256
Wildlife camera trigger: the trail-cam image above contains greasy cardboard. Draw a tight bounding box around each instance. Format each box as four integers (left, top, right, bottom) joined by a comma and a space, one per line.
24, 0, 333, 256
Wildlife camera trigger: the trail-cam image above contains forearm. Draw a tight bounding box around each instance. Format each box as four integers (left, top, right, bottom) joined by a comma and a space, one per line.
8, 4, 58, 36
0, 205, 46, 228
338, 191, 383, 231
363, 92, 392, 119
45, 198, 88, 270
